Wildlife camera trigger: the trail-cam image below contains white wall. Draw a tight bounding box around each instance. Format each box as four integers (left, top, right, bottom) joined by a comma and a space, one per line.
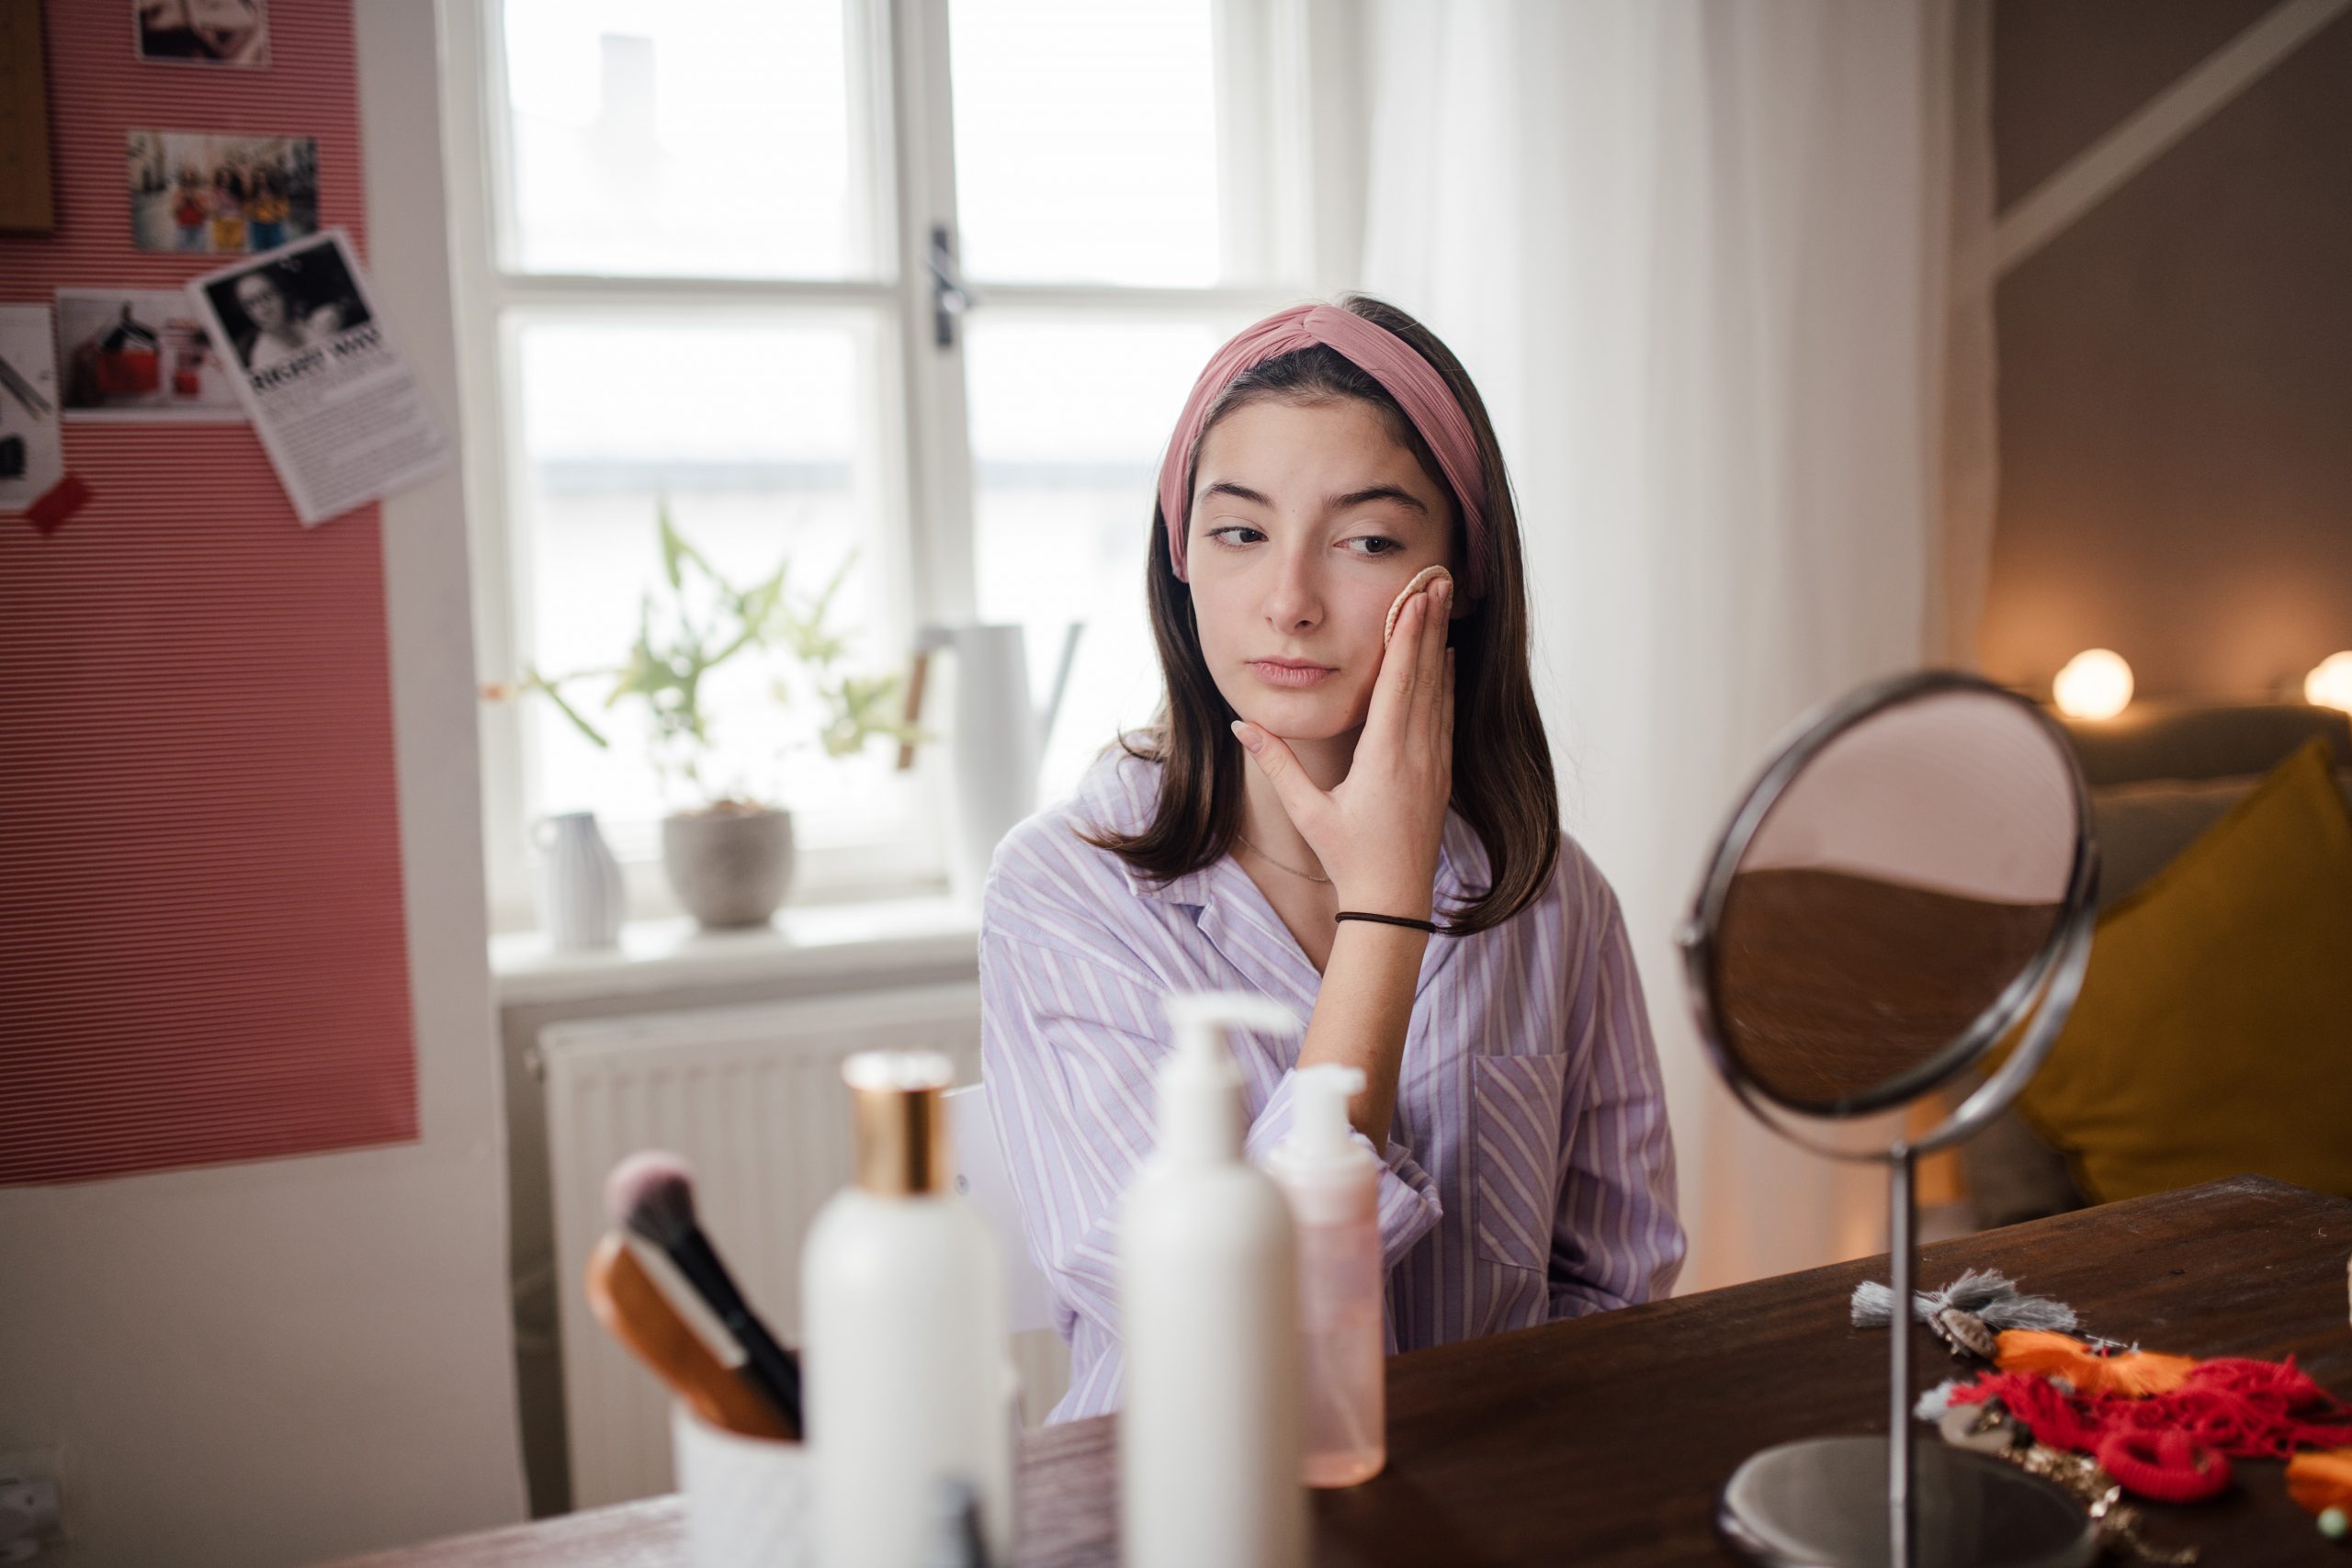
0, 4, 528, 1562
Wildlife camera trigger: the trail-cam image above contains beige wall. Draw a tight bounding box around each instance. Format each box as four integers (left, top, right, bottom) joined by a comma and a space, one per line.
0, 6, 527, 1562
1981, 0, 2352, 698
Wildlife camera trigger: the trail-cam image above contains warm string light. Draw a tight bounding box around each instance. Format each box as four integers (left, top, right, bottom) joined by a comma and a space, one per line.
2305, 652, 2352, 714
2045, 649, 2352, 717
2052, 649, 2133, 720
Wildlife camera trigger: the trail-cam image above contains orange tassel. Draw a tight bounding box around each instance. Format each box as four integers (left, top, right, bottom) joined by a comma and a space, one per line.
2287, 1448, 2352, 1516
1995, 1328, 2199, 1397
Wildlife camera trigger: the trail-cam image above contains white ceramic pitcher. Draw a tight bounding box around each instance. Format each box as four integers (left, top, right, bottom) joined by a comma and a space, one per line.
911, 621, 1083, 907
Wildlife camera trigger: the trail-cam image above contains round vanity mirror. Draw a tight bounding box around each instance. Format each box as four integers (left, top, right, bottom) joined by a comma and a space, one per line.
1679, 671, 2102, 1568
1690, 676, 2094, 1138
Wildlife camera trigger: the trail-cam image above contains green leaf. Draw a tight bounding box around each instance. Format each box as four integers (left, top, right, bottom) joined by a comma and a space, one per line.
538, 679, 612, 749
736, 558, 790, 641
657, 495, 686, 592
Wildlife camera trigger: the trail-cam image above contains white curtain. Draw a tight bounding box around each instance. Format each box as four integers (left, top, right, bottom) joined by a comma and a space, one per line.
1363, 0, 1995, 1290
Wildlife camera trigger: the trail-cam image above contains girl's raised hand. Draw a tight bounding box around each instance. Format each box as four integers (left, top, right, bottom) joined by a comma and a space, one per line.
1232, 575, 1454, 919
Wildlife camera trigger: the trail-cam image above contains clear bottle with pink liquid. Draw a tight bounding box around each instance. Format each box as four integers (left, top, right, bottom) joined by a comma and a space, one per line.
1266, 1064, 1386, 1487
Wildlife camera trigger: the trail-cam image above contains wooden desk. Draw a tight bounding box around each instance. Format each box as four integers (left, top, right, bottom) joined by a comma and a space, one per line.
330, 1176, 2352, 1567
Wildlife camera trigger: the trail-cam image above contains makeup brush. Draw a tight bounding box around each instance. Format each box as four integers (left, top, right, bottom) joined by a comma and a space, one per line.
584, 1232, 796, 1440
606, 1150, 804, 1436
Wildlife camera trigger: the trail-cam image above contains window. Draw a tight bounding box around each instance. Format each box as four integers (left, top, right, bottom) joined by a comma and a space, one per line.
446, 0, 1365, 928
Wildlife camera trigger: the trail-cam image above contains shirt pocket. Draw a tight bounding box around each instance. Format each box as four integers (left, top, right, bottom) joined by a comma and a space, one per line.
1470, 1052, 1572, 1274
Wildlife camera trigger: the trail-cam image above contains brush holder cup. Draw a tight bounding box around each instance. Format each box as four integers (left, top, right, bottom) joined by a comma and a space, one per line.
670, 1404, 813, 1568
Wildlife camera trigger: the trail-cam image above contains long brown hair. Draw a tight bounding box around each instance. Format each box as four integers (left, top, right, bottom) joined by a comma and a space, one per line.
1079, 293, 1558, 935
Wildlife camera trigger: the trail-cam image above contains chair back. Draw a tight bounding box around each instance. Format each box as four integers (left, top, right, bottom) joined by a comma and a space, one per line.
944, 1080, 1055, 1335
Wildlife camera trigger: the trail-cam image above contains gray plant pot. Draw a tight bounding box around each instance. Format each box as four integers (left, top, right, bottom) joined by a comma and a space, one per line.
662, 806, 795, 929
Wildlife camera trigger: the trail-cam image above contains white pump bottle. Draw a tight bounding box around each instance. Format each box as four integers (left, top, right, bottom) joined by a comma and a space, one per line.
1266, 1064, 1386, 1486
802, 1051, 1014, 1568
1117, 991, 1307, 1568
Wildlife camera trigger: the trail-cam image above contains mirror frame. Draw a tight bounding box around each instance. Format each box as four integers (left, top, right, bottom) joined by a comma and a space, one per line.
1676, 670, 2101, 1160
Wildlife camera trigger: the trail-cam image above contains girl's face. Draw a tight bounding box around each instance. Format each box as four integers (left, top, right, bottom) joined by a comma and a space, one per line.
1186, 396, 1457, 742
236, 273, 288, 330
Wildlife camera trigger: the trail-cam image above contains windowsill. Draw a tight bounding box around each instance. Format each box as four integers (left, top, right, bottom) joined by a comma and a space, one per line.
490, 893, 978, 1008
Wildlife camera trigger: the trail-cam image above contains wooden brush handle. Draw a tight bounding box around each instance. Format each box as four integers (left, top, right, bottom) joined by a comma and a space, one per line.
895, 650, 930, 771
584, 1233, 797, 1440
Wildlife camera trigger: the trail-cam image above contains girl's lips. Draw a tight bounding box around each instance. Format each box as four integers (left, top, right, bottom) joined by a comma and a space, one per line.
1250, 660, 1335, 688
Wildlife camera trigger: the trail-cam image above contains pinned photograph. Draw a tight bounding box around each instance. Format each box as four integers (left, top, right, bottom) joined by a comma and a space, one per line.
134, 0, 271, 68
126, 130, 315, 254
198, 242, 372, 374
56, 289, 245, 422
0, 305, 65, 513
187, 231, 450, 526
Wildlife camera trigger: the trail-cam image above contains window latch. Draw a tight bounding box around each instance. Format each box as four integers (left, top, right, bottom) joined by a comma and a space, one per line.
929, 224, 975, 349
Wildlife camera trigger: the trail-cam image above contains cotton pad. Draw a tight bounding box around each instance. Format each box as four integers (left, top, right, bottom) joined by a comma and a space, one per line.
1383, 565, 1453, 647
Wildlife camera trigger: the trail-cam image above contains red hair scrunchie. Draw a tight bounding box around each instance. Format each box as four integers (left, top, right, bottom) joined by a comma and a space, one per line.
2095, 1428, 2232, 1504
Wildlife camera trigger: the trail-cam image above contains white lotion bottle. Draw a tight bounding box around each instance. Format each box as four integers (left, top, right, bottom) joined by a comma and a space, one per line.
803, 1051, 1015, 1568
1267, 1063, 1386, 1486
1118, 991, 1308, 1568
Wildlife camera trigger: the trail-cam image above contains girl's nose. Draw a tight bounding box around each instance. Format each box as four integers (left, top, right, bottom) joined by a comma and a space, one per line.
1262, 551, 1323, 631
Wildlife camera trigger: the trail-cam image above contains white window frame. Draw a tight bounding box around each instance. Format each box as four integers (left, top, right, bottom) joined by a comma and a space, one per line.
439, 0, 1370, 932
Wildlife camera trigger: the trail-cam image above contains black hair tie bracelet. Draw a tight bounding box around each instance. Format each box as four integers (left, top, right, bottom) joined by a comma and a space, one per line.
1334, 910, 1440, 934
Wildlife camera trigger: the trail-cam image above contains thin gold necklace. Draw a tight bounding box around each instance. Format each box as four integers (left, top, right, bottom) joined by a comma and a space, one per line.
1234, 831, 1331, 884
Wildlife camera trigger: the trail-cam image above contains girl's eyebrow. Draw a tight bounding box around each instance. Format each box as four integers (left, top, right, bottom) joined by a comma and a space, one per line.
1199, 480, 1431, 518
1329, 484, 1430, 517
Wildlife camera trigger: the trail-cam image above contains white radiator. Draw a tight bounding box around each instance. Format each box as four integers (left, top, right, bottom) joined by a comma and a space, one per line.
542, 983, 1069, 1508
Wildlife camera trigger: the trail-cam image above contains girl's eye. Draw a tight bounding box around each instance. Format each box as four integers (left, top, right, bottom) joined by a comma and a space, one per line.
1205, 525, 1265, 548
1345, 535, 1405, 558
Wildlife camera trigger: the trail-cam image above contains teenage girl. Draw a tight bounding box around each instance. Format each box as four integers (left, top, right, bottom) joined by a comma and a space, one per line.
208, 167, 246, 254
979, 295, 1686, 1423
245, 170, 288, 252
172, 170, 209, 251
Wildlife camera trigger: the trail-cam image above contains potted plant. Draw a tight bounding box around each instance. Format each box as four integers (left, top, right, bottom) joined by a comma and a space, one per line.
494, 502, 926, 929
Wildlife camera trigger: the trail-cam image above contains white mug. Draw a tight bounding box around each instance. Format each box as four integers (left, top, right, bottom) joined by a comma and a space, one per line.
534, 811, 624, 950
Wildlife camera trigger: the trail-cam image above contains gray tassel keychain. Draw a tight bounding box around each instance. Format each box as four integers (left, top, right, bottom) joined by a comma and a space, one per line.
1850, 1268, 2081, 1360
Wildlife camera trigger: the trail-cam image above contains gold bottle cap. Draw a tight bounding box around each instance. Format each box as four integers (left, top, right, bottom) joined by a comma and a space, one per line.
842, 1050, 956, 1197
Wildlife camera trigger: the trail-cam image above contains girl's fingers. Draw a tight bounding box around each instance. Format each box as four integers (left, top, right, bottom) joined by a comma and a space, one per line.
1390, 578, 1446, 745
1231, 719, 1329, 831
1439, 647, 1455, 758
1415, 579, 1451, 723
1361, 592, 1424, 753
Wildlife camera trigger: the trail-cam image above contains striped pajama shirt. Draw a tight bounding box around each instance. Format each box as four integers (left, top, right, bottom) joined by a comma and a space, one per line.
979, 743, 1686, 1423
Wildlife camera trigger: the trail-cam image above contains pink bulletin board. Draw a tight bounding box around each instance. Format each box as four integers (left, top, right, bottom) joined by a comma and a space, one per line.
0, 1, 418, 1183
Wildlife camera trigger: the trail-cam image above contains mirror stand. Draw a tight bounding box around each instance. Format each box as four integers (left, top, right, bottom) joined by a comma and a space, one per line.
1713, 1146, 2094, 1568
1890, 1144, 1917, 1562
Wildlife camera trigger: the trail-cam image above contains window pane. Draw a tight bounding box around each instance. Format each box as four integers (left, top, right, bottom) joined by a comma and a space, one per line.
500, 0, 876, 278
966, 316, 1243, 803
512, 313, 913, 854
948, 0, 1224, 286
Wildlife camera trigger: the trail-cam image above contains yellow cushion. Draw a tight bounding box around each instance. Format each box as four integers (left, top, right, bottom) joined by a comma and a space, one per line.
2011, 736, 2352, 1204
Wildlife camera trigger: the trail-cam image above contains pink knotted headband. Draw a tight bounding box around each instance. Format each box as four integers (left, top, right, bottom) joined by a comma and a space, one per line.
1155, 303, 1492, 599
